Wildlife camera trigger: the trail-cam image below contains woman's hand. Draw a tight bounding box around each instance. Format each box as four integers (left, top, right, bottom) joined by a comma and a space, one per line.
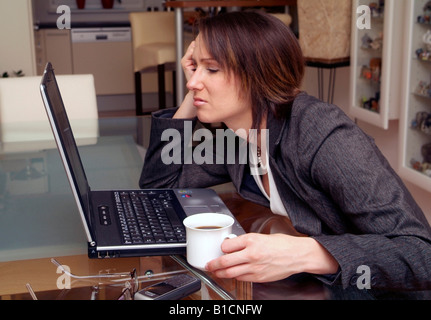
182, 41, 196, 82
174, 41, 197, 119
205, 233, 339, 283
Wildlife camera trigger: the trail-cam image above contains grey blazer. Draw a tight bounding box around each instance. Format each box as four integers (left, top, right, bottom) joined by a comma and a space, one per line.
140, 92, 431, 292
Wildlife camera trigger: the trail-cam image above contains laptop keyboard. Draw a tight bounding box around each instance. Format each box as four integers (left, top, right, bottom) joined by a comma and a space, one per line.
114, 190, 186, 245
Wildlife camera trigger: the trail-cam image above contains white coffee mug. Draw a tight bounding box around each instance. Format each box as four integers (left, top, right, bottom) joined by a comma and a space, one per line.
183, 213, 237, 270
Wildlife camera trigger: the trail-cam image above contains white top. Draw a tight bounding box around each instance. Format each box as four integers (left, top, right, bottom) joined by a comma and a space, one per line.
249, 146, 289, 218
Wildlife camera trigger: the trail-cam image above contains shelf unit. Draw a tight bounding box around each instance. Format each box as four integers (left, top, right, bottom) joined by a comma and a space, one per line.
399, 0, 431, 192
349, 0, 403, 129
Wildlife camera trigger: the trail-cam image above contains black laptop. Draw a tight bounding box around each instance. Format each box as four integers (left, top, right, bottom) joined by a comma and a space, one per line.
40, 62, 244, 259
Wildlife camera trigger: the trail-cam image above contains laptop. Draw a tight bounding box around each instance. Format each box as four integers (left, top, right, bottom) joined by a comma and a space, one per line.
40, 62, 245, 259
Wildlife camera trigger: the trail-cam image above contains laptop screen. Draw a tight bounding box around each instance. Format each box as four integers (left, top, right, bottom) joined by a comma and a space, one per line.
40, 63, 93, 241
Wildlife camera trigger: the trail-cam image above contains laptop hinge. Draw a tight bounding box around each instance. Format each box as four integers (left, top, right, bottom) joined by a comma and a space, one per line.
88, 243, 98, 258
86, 187, 97, 243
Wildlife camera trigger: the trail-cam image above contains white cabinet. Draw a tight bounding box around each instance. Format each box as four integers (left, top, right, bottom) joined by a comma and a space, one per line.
399, 0, 431, 192
71, 28, 134, 95
349, 0, 403, 129
35, 28, 135, 95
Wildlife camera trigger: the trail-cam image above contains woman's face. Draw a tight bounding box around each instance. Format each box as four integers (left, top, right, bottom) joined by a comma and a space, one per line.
187, 35, 252, 132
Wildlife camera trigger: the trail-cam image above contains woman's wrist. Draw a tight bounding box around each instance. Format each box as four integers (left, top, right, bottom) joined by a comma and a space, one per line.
174, 91, 196, 119
300, 237, 339, 276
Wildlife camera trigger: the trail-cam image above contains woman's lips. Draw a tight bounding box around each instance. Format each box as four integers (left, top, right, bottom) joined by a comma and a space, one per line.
193, 97, 207, 107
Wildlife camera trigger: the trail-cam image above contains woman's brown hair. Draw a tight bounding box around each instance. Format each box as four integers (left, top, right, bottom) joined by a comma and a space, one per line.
197, 11, 305, 130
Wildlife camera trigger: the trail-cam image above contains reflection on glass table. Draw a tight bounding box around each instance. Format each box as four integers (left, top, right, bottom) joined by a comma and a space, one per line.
0, 116, 251, 300
1, 254, 251, 300
0, 116, 151, 261
0, 135, 144, 261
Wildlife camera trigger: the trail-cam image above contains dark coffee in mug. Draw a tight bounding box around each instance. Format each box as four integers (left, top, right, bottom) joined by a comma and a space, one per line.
196, 226, 222, 230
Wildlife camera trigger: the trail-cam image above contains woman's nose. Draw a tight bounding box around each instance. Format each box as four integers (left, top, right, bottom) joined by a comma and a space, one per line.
186, 69, 203, 91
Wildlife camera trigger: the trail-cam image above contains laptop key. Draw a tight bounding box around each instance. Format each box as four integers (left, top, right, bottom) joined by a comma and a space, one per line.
142, 236, 155, 244
115, 190, 184, 246
154, 236, 166, 243
166, 236, 178, 243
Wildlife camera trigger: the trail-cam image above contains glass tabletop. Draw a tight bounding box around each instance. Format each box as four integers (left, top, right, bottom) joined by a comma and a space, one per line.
0, 116, 152, 262
0, 254, 251, 300
0, 116, 251, 300
0, 134, 144, 262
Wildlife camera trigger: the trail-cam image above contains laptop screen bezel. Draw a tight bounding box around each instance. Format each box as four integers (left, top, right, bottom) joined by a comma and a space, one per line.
40, 62, 95, 244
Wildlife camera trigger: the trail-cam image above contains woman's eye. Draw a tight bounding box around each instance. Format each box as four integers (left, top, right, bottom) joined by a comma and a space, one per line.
208, 68, 219, 73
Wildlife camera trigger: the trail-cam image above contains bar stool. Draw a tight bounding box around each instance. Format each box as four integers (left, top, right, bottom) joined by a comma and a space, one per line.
129, 11, 177, 115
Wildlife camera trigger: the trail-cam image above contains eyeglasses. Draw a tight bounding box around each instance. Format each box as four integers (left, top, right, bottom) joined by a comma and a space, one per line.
44, 258, 187, 300
51, 258, 135, 282
51, 258, 138, 300
25, 283, 38, 300
117, 268, 139, 300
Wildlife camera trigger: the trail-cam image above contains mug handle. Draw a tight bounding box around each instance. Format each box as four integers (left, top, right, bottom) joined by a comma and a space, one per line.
225, 234, 237, 240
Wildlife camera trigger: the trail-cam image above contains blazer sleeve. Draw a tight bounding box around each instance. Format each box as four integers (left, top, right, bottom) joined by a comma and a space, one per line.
139, 108, 231, 189
294, 100, 431, 291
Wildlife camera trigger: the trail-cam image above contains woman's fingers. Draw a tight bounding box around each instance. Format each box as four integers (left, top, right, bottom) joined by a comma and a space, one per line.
181, 41, 196, 81
205, 235, 251, 271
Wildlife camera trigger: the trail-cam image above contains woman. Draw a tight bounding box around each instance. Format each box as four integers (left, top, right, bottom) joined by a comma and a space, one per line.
140, 11, 431, 294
